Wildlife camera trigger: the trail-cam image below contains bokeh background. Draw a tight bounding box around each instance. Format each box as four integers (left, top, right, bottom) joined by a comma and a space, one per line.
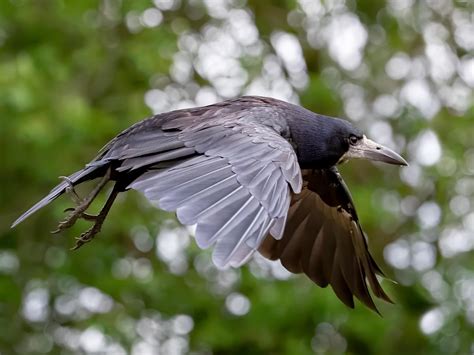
1, 0, 473, 354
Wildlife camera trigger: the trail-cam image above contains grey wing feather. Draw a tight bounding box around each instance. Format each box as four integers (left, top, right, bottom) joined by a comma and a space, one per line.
130, 122, 301, 268
117, 147, 196, 172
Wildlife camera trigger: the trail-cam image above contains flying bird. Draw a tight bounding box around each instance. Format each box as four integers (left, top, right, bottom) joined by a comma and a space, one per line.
12, 96, 407, 312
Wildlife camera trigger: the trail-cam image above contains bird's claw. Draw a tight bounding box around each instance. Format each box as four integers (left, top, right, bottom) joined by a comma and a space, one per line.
52, 184, 99, 235
51, 168, 113, 249
51, 211, 80, 234
53, 206, 102, 249
51, 206, 94, 235
71, 224, 101, 250
63, 208, 98, 221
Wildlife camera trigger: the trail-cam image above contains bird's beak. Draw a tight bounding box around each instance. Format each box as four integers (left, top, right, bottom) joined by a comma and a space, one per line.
345, 135, 408, 166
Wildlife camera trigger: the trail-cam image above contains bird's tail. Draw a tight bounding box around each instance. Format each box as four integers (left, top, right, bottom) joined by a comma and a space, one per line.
11, 166, 99, 228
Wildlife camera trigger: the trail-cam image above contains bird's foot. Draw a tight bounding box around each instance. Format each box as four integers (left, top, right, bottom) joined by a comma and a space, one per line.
50, 176, 88, 233
63, 208, 98, 221
51, 171, 110, 234
70, 182, 119, 251
51, 205, 94, 234
71, 221, 103, 251
50, 168, 115, 250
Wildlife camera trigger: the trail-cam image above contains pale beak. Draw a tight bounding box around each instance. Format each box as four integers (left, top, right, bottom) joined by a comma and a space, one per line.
344, 136, 408, 166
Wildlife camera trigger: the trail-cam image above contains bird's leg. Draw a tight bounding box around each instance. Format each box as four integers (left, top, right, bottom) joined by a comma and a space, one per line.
51, 168, 111, 234
61, 176, 82, 204
71, 185, 120, 250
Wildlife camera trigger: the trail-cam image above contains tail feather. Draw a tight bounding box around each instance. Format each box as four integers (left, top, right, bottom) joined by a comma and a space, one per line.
11, 166, 98, 228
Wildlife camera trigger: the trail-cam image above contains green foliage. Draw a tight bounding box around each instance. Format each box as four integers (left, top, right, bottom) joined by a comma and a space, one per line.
1, 0, 473, 354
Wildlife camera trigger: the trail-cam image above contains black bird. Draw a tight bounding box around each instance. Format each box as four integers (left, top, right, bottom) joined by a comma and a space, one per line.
12, 96, 407, 312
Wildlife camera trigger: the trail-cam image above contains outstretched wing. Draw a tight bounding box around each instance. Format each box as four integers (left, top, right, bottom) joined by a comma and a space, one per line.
127, 120, 302, 268
259, 167, 392, 312
11, 98, 302, 268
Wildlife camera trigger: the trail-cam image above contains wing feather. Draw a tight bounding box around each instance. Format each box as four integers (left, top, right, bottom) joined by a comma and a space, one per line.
129, 122, 301, 267
117, 147, 196, 172
259, 168, 392, 312
177, 182, 244, 225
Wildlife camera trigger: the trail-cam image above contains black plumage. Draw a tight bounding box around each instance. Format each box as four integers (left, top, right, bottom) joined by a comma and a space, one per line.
12, 96, 407, 312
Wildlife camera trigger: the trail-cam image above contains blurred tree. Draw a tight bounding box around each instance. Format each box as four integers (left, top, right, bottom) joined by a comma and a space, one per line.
0, 0, 473, 354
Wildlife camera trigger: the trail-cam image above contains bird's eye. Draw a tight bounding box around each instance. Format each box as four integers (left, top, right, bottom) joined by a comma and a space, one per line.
349, 135, 358, 145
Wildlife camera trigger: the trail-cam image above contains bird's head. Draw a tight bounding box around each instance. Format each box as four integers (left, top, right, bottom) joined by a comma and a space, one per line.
333, 119, 408, 166
284, 108, 408, 168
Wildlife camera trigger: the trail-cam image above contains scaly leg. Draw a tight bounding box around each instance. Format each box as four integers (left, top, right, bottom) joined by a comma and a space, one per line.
71, 185, 120, 250
61, 176, 82, 204
51, 168, 111, 234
